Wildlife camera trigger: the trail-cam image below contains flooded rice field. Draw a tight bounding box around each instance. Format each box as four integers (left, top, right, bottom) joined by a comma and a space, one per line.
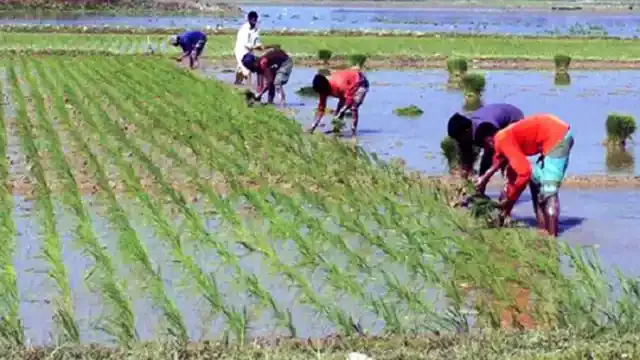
4, 5, 640, 37
208, 66, 640, 176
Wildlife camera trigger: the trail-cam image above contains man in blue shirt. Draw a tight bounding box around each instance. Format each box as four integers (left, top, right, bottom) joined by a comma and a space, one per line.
447, 103, 524, 180
169, 30, 207, 69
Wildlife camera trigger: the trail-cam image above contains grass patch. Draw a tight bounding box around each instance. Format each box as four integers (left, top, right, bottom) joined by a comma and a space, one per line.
2, 32, 640, 61
393, 105, 424, 117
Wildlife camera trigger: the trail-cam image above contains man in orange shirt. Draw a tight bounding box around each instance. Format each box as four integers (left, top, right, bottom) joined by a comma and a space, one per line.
474, 114, 574, 237
306, 70, 369, 137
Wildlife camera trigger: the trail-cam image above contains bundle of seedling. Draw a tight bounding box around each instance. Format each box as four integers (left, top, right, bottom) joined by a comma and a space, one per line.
553, 54, 571, 86
604, 113, 637, 170
393, 105, 424, 117
348, 53, 368, 69
461, 73, 486, 111
446, 57, 468, 89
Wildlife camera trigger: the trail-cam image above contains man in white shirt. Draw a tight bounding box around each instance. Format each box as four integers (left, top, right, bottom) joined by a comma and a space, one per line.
235, 11, 264, 86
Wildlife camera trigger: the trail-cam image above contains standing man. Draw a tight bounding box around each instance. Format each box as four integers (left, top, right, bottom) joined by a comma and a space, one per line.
446, 103, 524, 182
169, 30, 207, 69
235, 11, 264, 86
474, 114, 574, 237
241, 48, 293, 106
306, 69, 370, 137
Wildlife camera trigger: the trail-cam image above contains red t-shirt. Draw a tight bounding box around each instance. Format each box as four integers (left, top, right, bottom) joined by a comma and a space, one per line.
316, 70, 363, 113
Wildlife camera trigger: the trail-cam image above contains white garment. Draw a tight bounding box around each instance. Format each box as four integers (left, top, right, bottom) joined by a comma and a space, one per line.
234, 22, 261, 76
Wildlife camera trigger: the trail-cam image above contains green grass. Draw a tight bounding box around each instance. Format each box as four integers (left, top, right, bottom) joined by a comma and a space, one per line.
2, 32, 640, 60
0, 54, 639, 355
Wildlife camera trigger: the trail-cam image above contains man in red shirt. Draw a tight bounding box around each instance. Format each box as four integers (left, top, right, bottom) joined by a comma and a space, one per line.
474, 114, 574, 237
242, 49, 293, 105
306, 69, 369, 137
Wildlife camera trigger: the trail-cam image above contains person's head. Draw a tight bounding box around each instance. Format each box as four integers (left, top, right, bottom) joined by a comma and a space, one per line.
168, 34, 179, 46
312, 74, 331, 95
447, 112, 473, 144
248, 11, 259, 28
475, 123, 499, 149
241, 53, 257, 72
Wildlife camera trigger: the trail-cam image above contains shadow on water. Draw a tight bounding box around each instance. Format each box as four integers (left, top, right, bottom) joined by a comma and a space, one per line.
511, 216, 586, 236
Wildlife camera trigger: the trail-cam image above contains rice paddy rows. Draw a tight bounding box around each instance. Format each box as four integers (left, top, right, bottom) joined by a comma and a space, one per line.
0, 55, 638, 346
2, 32, 640, 60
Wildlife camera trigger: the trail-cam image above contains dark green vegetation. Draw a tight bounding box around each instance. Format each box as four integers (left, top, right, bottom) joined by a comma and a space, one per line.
393, 105, 424, 117
295, 86, 317, 97
348, 53, 368, 68
446, 57, 468, 88
605, 113, 636, 149
318, 49, 333, 65
554, 54, 572, 72
461, 73, 486, 111
440, 136, 460, 172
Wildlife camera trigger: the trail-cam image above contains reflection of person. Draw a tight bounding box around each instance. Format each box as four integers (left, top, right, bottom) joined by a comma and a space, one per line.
242, 49, 293, 105
306, 70, 369, 137
169, 30, 207, 69
234, 11, 267, 86
447, 103, 524, 182
474, 114, 574, 237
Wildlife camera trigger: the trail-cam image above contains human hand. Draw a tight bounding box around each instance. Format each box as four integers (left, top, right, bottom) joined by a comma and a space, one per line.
474, 176, 487, 194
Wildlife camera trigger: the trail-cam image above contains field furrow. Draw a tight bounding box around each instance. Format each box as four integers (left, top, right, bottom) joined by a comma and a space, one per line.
50, 57, 189, 343
7, 60, 80, 343
0, 65, 24, 346
26, 57, 138, 346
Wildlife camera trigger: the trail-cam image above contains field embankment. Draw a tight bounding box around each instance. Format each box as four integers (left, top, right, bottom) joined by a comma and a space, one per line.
2, 30, 640, 69
0, 0, 242, 14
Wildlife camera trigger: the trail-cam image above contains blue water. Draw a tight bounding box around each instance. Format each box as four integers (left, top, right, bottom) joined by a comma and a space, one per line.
3, 5, 640, 37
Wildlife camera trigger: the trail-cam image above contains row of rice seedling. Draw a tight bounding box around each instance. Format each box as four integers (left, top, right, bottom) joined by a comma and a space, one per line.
0, 67, 23, 346
25, 57, 138, 346
7, 60, 80, 343
35, 57, 189, 343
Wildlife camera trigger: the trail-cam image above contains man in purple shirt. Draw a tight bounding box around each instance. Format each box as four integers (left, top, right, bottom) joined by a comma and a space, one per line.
169, 30, 207, 69
447, 103, 524, 180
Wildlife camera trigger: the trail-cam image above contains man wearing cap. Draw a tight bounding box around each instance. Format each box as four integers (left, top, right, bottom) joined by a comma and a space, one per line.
169, 30, 207, 69
242, 49, 293, 105
234, 11, 268, 86
446, 103, 524, 183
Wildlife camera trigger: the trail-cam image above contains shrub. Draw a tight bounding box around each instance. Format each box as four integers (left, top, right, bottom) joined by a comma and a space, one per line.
554, 54, 571, 72
605, 113, 636, 148
393, 105, 424, 117
446, 57, 468, 75
317, 49, 332, 64
348, 54, 368, 68
441, 136, 460, 172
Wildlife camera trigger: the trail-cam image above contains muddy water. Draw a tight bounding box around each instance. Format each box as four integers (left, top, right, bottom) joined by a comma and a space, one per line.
3, 5, 640, 37
208, 66, 640, 176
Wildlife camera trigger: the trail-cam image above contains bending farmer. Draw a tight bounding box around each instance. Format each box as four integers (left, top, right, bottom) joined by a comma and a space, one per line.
447, 103, 524, 181
307, 69, 369, 137
169, 30, 207, 69
242, 49, 293, 105
474, 114, 574, 237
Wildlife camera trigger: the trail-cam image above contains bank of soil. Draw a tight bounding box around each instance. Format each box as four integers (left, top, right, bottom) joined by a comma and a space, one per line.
0, 0, 242, 14
204, 57, 640, 71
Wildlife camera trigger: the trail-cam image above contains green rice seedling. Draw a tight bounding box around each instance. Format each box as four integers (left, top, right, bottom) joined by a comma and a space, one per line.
554, 72, 571, 86
348, 53, 368, 68
554, 53, 571, 73
317, 49, 332, 64
461, 73, 486, 111
331, 116, 346, 133
605, 113, 636, 149
51, 59, 188, 344
606, 148, 635, 172
8, 61, 79, 344
318, 68, 331, 76
440, 136, 461, 173
0, 68, 23, 347
446, 57, 468, 88
295, 86, 316, 97
26, 58, 137, 346
393, 105, 424, 117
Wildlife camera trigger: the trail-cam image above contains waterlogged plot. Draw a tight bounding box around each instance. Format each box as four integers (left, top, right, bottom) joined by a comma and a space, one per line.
0, 55, 639, 346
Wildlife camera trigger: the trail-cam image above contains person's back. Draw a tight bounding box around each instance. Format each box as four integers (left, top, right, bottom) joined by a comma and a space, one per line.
469, 103, 524, 146
178, 30, 206, 51
495, 114, 569, 156
327, 70, 361, 98
259, 49, 289, 70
